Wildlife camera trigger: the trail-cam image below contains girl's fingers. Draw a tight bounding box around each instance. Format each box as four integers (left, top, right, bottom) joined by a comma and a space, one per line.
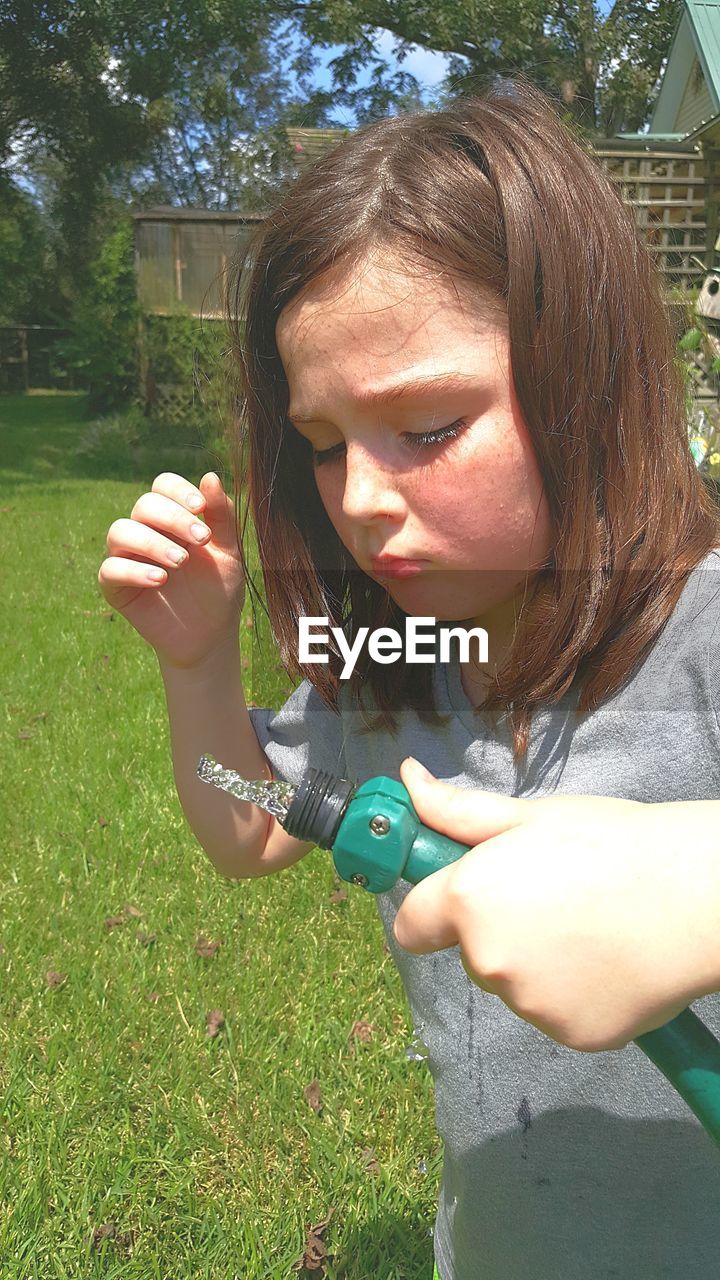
131, 490, 213, 546
98, 555, 171, 593
399, 757, 528, 844
150, 472, 206, 512
106, 517, 196, 566
197, 471, 241, 554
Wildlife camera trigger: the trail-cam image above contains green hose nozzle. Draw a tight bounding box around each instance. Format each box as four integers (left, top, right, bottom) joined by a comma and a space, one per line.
198, 756, 720, 1148
288, 770, 720, 1148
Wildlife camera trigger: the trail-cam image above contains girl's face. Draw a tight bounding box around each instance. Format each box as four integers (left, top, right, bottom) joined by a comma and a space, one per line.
276, 247, 552, 629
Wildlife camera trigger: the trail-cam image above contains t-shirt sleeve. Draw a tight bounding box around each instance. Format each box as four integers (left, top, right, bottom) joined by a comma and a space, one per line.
248, 680, 346, 786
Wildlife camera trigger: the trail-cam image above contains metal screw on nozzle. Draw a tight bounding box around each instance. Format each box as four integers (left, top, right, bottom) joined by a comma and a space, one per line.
350, 873, 369, 887
369, 814, 390, 836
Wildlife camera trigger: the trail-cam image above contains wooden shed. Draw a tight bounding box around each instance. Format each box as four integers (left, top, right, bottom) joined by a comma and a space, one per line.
133, 207, 266, 319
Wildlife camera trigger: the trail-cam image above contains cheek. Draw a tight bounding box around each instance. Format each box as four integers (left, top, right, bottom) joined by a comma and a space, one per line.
415, 423, 551, 564
313, 467, 341, 520
313, 467, 354, 547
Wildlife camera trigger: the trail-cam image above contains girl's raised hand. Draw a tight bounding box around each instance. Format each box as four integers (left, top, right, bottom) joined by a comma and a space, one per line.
394, 759, 720, 1053
98, 471, 245, 671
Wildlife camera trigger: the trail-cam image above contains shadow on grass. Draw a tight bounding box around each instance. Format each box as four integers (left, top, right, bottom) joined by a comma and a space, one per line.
326, 1206, 434, 1280
0, 392, 229, 493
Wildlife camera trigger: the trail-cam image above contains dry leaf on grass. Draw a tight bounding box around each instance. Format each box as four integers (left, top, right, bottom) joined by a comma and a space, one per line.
291, 1208, 335, 1274
303, 1078, 323, 1114
328, 886, 347, 904
91, 1222, 136, 1251
92, 1222, 116, 1247
347, 1019, 377, 1054
206, 1009, 225, 1037
45, 970, 66, 989
360, 1147, 380, 1176
136, 931, 157, 947
104, 904, 144, 931
195, 934, 221, 959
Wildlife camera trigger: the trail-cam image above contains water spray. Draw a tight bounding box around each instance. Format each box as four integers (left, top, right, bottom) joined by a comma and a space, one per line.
197, 754, 720, 1147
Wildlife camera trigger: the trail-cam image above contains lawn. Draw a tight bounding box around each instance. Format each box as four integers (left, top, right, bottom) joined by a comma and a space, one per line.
0, 394, 441, 1279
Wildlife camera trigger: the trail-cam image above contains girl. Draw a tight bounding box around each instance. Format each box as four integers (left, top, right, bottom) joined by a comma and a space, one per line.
99, 75, 720, 1277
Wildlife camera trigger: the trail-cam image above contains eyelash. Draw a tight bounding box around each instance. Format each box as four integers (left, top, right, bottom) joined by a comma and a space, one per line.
311, 419, 468, 466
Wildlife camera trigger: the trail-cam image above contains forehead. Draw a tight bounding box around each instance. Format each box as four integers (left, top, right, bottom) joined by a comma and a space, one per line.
275, 247, 506, 376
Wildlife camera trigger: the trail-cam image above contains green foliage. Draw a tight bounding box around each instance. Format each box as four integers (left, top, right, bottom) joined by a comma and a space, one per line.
74, 401, 230, 483
290, 0, 680, 135
74, 406, 147, 479
142, 311, 230, 434
61, 217, 139, 413
679, 327, 704, 352
0, 182, 58, 326
680, 320, 720, 478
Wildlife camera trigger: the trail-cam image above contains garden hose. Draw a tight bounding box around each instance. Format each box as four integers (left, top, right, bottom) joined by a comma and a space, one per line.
198, 758, 720, 1148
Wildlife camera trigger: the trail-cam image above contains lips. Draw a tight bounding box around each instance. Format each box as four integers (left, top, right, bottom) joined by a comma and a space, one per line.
368, 555, 428, 579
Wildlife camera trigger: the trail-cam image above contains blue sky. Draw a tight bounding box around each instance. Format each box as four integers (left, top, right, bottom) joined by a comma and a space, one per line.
305, 1, 619, 127
309, 33, 455, 125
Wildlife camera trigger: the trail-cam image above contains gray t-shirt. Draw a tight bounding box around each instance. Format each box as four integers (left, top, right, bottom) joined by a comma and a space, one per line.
249, 554, 720, 1279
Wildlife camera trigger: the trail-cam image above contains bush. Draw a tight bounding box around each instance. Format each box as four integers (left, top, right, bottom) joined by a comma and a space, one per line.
141, 310, 230, 433
61, 217, 139, 413
75, 404, 230, 482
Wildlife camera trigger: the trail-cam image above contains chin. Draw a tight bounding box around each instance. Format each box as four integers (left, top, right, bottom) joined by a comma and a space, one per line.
383, 568, 524, 621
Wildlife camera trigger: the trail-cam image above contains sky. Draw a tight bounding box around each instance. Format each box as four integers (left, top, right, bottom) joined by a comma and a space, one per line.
304, 1, 620, 127
306, 29, 455, 124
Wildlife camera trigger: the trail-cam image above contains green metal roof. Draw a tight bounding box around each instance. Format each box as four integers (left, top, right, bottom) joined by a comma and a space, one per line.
685, 0, 720, 111
621, 0, 720, 145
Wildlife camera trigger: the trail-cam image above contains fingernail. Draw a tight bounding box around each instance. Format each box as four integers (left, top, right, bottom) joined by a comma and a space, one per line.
405, 757, 433, 779
187, 493, 203, 511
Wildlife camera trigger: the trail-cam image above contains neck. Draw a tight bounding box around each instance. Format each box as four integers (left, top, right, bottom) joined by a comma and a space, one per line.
460, 592, 522, 705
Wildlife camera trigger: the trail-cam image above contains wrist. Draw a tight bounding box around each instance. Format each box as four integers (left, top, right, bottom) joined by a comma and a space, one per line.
157, 636, 242, 689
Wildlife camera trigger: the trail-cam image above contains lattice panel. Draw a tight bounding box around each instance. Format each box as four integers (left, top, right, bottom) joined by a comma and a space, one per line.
595, 148, 707, 289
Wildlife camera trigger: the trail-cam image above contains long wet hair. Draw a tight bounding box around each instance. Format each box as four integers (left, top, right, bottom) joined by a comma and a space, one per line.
226, 73, 720, 759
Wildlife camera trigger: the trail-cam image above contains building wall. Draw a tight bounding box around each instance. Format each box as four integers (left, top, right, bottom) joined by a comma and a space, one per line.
676, 56, 716, 134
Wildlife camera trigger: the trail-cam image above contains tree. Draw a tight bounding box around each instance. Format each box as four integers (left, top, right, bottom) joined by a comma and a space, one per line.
0, 179, 58, 325
281, 0, 683, 135
0, 1, 297, 244
122, 39, 331, 211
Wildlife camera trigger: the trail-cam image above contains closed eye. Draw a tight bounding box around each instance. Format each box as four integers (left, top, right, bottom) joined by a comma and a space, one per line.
312, 419, 469, 466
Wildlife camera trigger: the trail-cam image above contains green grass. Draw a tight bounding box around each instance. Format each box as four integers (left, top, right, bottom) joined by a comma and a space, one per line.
0, 395, 440, 1278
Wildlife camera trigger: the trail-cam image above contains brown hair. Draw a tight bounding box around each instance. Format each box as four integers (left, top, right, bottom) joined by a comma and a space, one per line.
227, 73, 720, 758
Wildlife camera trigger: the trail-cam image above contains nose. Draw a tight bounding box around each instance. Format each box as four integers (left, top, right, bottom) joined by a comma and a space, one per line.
341, 441, 405, 526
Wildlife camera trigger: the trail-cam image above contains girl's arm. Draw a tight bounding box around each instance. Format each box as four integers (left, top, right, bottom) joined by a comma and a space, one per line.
159, 642, 314, 880
392, 758, 720, 1053
98, 469, 314, 880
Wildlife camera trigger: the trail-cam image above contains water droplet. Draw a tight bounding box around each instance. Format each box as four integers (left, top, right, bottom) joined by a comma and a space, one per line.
405, 1021, 429, 1061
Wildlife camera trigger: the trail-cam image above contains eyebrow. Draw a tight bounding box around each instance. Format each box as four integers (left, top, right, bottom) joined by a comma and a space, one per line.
287, 371, 480, 425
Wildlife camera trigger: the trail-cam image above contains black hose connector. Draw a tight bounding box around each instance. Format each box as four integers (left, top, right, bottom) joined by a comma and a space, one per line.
283, 769, 356, 849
